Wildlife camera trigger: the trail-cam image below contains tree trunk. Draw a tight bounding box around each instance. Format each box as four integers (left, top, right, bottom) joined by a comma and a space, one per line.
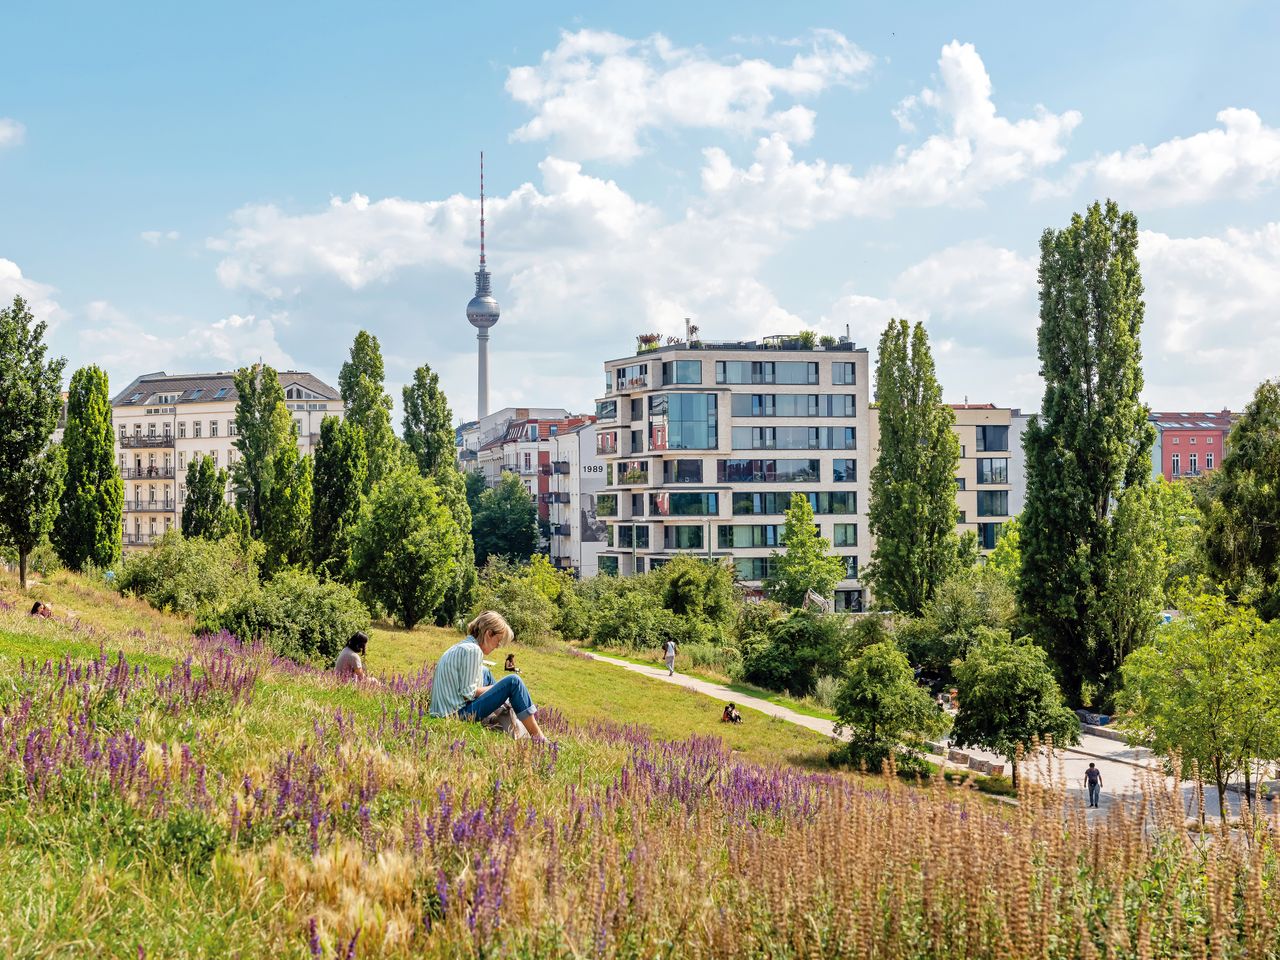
18, 549, 28, 590
1214, 758, 1227, 822
1009, 753, 1019, 791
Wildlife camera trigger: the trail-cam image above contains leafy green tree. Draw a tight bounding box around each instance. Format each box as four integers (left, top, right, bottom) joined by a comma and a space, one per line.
1117, 592, 1280, 818
472, 472, 538, 566
352, 468, 462, 628
339, 331, 401, 492
181, 455, 237, 540
896, 564, 1017, 675
657, 555, 737, 626
1096, 482, 1174, 670
52, 365, 123, 570
1200, 380, 1280, 620
464, 470, 487, 514
1146, 475, 1203, 600
986, 516, 1022, 591
310, 416, 367, 580
1020, 200, 1155, 701
833, 640, 949, 772
432, 464, 478, 626
402, 363, 456, 474
0, 295, 67, 588
742, 610, 856, 696
764, 492, 846, 607
230, 364, 293, 537
866, 319, 963, 616
950, 635, 1081, 788
261, 440, 311, 573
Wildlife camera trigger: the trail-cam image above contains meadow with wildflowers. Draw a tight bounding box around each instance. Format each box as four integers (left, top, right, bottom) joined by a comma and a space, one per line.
5, 574, 1280, 958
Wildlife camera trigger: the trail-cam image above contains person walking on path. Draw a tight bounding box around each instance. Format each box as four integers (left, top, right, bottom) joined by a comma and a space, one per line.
1085, 762, 1103, 808
664, 638, 677, 677
430, 611, 547, 741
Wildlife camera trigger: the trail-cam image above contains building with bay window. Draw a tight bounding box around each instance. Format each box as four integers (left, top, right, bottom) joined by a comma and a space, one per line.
594, 336, 871, 611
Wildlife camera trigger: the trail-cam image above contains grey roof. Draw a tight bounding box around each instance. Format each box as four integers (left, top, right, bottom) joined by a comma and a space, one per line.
111, 369, 341, 407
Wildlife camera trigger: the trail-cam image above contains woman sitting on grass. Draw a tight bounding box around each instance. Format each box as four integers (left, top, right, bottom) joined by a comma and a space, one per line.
721, 702, 742, 724
429, 611, 546, 742
335, 631, 372, 681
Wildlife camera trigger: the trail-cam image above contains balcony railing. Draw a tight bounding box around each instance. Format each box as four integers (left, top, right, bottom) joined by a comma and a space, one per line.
123, 499, 177, 513
123, 533, 158, 546
551, 523, 572, 537
122, 466, 176, 480
119, 434, 176, 449
539, 492, 570, 505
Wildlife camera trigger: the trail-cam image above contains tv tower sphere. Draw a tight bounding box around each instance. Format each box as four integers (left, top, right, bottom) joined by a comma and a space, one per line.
468, 152, 499, 418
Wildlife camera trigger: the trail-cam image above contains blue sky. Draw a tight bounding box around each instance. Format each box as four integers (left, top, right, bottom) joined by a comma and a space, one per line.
2, 2, 1278, 421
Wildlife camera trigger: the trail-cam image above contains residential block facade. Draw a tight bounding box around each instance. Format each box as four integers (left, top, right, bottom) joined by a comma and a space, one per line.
110, 370, 341, 547
595, 337, 870, 612
546, 424, 608, 577
1150, 410, 1236, 481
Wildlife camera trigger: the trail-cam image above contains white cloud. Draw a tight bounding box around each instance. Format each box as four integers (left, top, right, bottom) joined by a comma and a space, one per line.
700, 41, 1081, 223
506, 28, 872, 162
1078, 109, 1280, 206
0, 118, 25, 149
141, 230, 181, 245
0, 258, 64, 329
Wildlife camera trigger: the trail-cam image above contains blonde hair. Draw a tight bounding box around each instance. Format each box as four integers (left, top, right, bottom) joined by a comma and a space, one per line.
467, 610, 513, 645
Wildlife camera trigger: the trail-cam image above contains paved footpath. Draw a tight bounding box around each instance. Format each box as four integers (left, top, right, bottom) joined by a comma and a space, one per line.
587, 652, 1251, 820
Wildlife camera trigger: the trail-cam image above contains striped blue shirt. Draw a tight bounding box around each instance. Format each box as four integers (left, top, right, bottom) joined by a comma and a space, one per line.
429, 638, 484, 717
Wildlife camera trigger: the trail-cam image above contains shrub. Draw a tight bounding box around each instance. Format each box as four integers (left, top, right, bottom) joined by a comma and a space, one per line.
217, 569, 370, 663
473, 576, 557, 645
593, 590, 682, 651
813, 674, 841, 710
655, 556, 737, 626
742, 610, 853, 696
116, 531, 260, 626
680, 642, 744, 680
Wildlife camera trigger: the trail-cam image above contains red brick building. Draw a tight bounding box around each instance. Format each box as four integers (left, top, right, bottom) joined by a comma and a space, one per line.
1150, 410, 1236, 481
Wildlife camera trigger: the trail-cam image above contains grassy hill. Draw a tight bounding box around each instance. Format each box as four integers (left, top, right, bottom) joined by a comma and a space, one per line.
2, 571, 1277, 958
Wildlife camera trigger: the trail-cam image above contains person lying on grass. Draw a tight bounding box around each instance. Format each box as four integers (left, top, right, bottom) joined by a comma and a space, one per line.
429, 610, 547, 742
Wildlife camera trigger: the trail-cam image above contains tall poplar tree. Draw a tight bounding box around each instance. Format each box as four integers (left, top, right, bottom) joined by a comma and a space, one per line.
866, 319, 962, 616
311, 416, 367, 580
181, 454, 236, 540
262, 441, 312, 573
230, 363, 293, 537
0, 295, 67, 588
53, 365, 123, 569
1020, 200, 1154, 701
339, 331, 401, 491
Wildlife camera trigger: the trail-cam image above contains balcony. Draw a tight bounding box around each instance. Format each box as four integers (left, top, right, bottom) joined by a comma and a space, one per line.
122, 533, 158, 547
551, 523, 572, 537
538, 492, 570, 505
122, 466, 176, 480
123, 499, 176, 513
119, 434, 175, 449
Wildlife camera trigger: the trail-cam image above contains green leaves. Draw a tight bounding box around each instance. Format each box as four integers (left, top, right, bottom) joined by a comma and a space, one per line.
764, 492, 845, 608
472, 472, 539, 567
339, 331, 402, 492
181, 455, 238, 541
53, 365, 123, 570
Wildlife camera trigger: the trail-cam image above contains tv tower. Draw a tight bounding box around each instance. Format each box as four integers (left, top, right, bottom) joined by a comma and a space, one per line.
466, 151, 500, 420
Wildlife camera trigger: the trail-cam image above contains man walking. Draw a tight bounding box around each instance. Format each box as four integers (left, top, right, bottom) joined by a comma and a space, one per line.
1084, 762, 1103, 808
664, 638, 677, 677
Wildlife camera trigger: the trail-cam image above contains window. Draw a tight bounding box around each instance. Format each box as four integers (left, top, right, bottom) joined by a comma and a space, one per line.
617, 525, 649, 549
832, 362, 856, 385
549, 425, 558, 436
229, 422, 238, 437
959, 511, 967, 524
663, 460, 703, 483
666, 394, 717, 450
731, 426, 855, 450
832, 459, 856, 482
665, 526, 704, 550
730, 394, 855, 417
834, 590, 864, 612
978, 522, 1003, 551
629, 399, 643, 421
523, 452, 532, 472
841, 555, 859, 578
976, 458, 1008, 484
634, 557, 646, 574
189, 389, 203, 400
1172, 453, 1180, 476
209, 421, 219, 438
1207, 453, 1214, 470
1207, 436, 1215, 445
596, 494, 618, 517
599, 555, 619, 576
1172, 437, 1180, 444
596, 400, 618, 421
734, 557, 774, 581
293, 420, 302, 436
733, 491, 855, 515
527, 423, 540, 440
955, 476, 966, 491
133, 424, 141, 437
214, 387, 229, 399
650, 492, 718, 516
630, 429, 644, 454
148, 422, 156, 437
178, 453, 185, 471
128, 393, 143, 403
1189, 437, 1197, 445
119, 425, 127, 440
975, 425, 1009, 451
1189, 453, 1198, 474
193, 421, 202, 438
614, 363, 648, 389
976, 490, 1008, 516
833, 524, 858, 547
715, 361, 817, 385
662, 360, 702, 385
631, 493, 644, 516
162, 422, 171, 438
619, 460, 648, 483
717, 459, 820, 483
211, 451, 219, 466
718, 524, 783, 548
596, 431, 618, 455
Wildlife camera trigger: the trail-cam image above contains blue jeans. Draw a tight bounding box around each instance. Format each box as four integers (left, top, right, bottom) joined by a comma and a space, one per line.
1088, 782, 1101, 807
459, 674, 537, 722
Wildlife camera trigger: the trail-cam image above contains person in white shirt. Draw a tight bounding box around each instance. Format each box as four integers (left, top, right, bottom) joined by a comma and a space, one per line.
664, 639, 677, 676
429, 611, 546, 741
335, 632, 370, 681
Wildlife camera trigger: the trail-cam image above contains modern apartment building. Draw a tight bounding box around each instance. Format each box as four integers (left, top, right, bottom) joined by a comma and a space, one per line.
1149, 410, 1236, 481
595, 336, 870, 612
545, 423, 608, 577
110, 370, 341, 547
1008, 408, 1032, 515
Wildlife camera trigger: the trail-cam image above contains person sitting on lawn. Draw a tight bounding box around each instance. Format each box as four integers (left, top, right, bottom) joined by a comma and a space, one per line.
504, 653, 520, 674
721, 702, 742, 724
335, 631, 371, 681
29, 601, 51, 618
429, 611, 546, 741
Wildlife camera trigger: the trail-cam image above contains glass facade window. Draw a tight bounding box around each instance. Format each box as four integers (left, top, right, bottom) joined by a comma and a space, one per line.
596, 431, 618, 455
615, 363, 648, 389
631, 494, 645, 516
716, 360, 818, 385
978, 522, 1003, 550
731, 426, 855, 450
734, 557, 775, 581
630, 429, 644, 454
596, 494, 618, 517
663, 459, 703, 483
976, 490, 1008, 516
667, 394, 717, 450
832, 459, 857, 482
619, 460, 648, 483
733, 491, 855, 515
718, 524, 783, 548
630, 399, 643, 421
833, 523, 858, 547
834, 589, 864, 612
596, 400, 617, 420
616, 525, 651, 549
664, 526, 704, 550
841, 555, 859, 578
975, 425, 1009, 451
662, 360, 703, 385
648, 394, 668, 416
650, 492, 719, 516
976, 458, 1009, 484
832, 362, 856, 385
730, 394, 855, 417
599, 555, 619, 575
716, 459, 820, 483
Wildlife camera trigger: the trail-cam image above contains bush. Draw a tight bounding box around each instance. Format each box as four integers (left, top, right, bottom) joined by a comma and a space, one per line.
813, 674, 841, 710
117, 531, 260, 626
680, 642, 744, 680
742, 610, 853, 696
217, 569, 370, 663
473, 576, 557, 645
593, 590, 682, 651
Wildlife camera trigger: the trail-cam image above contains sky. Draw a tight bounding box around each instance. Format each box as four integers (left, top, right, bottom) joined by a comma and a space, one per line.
2, 2, 1278, 423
